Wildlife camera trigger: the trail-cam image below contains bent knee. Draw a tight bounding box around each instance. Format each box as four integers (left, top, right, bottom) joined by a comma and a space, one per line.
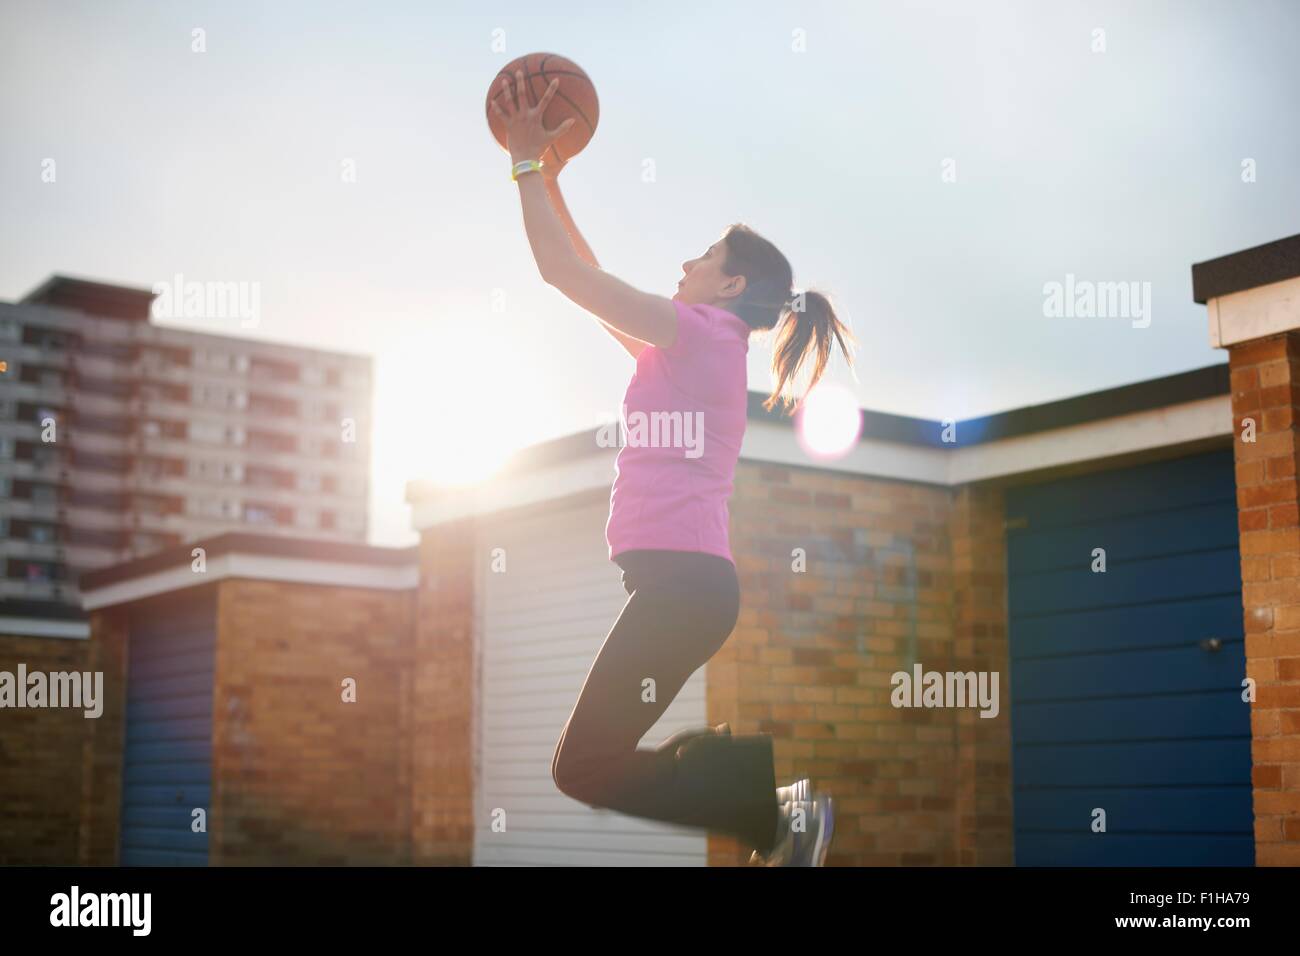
551, 741, 611, 806
552, 757, 596, 805
550, 738, 586, 800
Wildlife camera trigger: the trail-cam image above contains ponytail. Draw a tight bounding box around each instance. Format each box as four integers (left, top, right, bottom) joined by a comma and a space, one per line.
763, 289, 855, 416
721, 224, 855, 417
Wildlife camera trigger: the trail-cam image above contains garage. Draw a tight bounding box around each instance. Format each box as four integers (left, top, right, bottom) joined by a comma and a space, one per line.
118, 591, 215, 866
1005, 449, 1254, 865
473, 494, 710, 866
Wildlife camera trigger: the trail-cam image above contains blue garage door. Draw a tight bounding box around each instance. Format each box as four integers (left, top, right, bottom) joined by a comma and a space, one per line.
119, 592, 215, 865
1006, 449, 1253, 865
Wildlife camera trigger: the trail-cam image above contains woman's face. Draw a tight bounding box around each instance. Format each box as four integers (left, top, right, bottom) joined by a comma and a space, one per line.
675, 238, 745, 306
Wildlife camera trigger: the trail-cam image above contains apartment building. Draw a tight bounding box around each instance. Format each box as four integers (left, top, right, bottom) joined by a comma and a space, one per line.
0, 275, 372, 615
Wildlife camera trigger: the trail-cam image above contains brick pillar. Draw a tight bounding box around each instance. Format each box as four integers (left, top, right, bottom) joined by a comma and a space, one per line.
948, 485, 1014, 865
1227, 332, 1300, 866
79, 608, 128, 864
409, 519, 477, 865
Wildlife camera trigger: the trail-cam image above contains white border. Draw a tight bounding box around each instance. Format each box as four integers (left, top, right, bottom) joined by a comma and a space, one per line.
409, 395, 1233, 530
82, 552, 418, 611
0, 616, 91, 640
1207, 276, 1300, 348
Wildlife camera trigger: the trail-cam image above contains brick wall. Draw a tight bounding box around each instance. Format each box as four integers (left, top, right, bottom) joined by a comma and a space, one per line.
0, 630, 96, 864
713, 460, 1011, 865
79, 608, 128, 864
949, 484, 1013, 865
212, 579, 414, 865
1227, 332, 1300, 866
410, 519, 476, 865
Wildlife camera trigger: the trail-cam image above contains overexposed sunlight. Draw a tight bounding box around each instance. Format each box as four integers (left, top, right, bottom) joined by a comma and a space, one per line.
371, 326, 530, 493
795, 382, 862, 461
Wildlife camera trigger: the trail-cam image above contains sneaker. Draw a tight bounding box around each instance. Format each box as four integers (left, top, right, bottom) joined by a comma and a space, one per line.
797, 794, 834, 866
776, 777, 812, 806
749, 795, 834, 867
748, 803, 793, 866
746, 779, 813, 866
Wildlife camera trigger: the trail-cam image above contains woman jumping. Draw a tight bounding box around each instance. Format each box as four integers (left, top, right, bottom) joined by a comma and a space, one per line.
491, 73, 854, 866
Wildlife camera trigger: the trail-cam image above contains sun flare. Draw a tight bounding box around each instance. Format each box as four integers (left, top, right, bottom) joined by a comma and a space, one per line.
370, 329, 532, 492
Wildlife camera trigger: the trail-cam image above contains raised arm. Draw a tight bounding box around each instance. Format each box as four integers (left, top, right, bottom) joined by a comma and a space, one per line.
491, 72, 677, 352
544, 178, 648, 360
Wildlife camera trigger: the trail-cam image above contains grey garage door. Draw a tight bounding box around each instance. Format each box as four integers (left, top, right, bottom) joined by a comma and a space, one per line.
474, 495, 710, 865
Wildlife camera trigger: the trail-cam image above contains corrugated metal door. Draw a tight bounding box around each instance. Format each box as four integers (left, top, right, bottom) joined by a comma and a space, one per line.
1006, 449, 1253, 865
118, 591, 215, 865
474, 495, 709, 865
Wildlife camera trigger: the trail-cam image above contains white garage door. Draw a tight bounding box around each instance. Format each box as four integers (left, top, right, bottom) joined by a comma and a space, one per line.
473, 494, 709, 866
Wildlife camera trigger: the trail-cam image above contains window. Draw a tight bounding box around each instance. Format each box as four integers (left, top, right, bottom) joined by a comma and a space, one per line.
197, 350, 232, 372
0, 318, 20, 342
197, 385, 219, 405
197, 499, 241, 519
29, 524, 56, 544
131, 534, 166, 553
190, 421, 223, 444
245, 505, 275, 525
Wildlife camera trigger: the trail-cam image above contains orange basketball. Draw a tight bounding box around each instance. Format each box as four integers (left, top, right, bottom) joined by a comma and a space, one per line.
486, 52, 599, 167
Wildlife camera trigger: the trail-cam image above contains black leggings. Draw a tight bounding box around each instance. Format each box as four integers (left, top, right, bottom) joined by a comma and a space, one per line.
550, 548, 780, 855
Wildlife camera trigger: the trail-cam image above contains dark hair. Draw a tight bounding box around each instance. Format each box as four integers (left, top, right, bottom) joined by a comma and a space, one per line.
720, 223, 855, 416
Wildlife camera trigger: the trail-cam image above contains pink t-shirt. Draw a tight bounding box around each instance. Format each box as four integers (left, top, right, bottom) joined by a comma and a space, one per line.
605, 299, 751, 563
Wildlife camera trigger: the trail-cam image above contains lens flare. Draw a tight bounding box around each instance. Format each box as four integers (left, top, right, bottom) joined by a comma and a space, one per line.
795, 383, 862, 461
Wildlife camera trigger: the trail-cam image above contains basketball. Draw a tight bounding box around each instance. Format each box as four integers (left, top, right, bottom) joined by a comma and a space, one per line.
486, 52, 599, 167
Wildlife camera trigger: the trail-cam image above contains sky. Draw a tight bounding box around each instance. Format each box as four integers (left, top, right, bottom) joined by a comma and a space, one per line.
2, 0, 1298, 546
